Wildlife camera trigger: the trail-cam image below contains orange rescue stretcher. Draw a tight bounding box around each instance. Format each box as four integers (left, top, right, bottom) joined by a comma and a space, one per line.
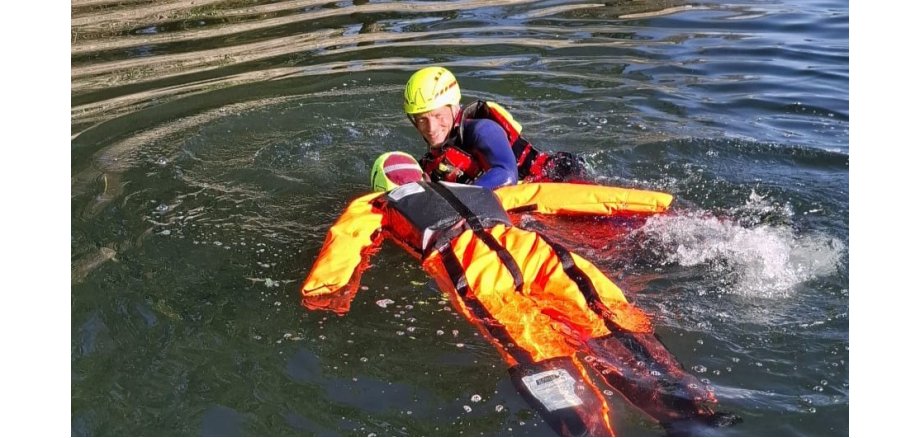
301, 182, 738, 436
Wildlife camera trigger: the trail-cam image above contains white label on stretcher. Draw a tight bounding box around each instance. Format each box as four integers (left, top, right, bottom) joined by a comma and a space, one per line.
521, 369, 583, 411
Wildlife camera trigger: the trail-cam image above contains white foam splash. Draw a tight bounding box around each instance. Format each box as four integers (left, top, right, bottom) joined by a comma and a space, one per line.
636, 194, 844, 298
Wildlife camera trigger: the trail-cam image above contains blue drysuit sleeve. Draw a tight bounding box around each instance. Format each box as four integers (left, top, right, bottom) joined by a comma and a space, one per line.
462, 119, 519, 189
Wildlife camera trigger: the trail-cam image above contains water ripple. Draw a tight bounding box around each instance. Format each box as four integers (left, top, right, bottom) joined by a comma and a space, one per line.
71, 1, 849, 436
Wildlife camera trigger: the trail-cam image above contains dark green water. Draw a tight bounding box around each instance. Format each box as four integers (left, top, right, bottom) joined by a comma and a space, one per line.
71, 0, 848, 436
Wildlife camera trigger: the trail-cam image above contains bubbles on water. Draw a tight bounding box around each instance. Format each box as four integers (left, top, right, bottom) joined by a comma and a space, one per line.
495, 404, 504, 412
798, 395, 818, 413
691, 365, 707, 373
376, 299, 395, 308
471, 394, 482, 402
463, 405, 472, 413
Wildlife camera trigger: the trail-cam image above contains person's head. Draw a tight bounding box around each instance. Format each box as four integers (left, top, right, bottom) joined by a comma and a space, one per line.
370, 151, 424, 192
403, 66, 461, 148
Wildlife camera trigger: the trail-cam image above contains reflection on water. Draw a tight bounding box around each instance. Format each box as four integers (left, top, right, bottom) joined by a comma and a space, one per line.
72, 0, 848, 436
72, 0, 695, 132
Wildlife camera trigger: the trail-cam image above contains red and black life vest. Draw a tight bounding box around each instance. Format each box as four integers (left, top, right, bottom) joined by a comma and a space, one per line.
378, 181, 525, 290
420, 101, 552, 184
381, 181, 512, 256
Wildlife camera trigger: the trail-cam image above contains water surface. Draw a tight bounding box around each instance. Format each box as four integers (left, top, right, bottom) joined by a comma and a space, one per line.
71, 0, 848, 435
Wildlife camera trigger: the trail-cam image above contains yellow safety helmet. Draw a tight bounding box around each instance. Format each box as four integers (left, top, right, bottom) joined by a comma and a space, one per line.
403, 67, 461, 115
370, 151, 424, 192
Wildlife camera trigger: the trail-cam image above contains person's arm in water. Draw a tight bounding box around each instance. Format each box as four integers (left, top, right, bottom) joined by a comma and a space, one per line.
464, 119, 518, 189
300, 192, 385, 314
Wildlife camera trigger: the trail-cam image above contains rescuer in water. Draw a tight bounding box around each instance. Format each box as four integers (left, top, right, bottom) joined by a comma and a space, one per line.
300, 152, 738, 436
403, 67, 586, 189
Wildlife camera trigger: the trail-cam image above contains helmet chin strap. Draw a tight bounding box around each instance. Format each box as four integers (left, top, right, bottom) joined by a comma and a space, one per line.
452, 104, 465, 146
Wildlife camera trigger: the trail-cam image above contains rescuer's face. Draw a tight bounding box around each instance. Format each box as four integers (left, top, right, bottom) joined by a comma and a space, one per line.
412, 105, 456, 148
